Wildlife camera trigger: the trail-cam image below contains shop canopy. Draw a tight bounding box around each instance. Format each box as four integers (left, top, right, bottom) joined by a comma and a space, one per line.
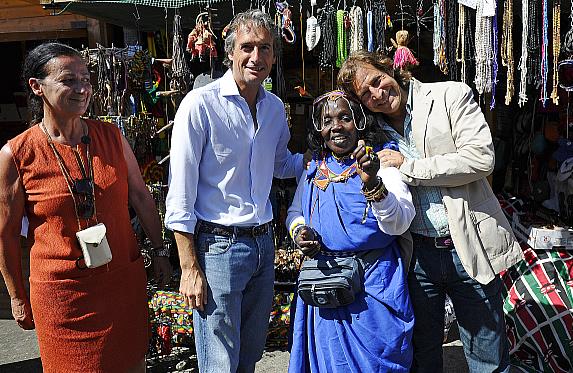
53, 0, 253, 31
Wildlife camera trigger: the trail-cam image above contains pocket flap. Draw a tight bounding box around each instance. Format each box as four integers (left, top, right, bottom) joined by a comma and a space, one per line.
76, 223, 107, 245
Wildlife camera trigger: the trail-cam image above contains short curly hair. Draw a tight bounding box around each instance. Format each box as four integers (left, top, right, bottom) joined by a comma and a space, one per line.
307, 94, 387, 154
223, 9, 281, 69
337, 50, 411, 99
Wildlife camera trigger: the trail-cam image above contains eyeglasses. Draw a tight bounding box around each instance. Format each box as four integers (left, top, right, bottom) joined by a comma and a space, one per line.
312, 90, 366, 131
73, 178, 94, 219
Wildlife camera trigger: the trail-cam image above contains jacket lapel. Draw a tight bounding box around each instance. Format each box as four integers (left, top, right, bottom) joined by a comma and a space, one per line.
410, 79, 434, 158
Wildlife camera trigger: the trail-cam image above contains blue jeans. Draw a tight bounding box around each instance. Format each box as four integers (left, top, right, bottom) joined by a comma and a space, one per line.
193, 229, 275, 373
407, 236, 509, 373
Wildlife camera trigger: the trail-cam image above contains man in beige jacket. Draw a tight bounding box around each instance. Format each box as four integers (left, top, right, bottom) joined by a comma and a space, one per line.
338, 51, 523, 373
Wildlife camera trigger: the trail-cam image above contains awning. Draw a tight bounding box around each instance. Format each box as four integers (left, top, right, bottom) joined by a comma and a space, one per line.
55, 0, 249, 31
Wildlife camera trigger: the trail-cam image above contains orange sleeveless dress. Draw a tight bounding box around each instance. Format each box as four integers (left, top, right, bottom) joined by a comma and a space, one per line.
8, 120, 148, 373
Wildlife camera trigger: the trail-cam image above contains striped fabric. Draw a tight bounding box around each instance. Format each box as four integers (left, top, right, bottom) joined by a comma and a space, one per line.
502, 245, 573, 373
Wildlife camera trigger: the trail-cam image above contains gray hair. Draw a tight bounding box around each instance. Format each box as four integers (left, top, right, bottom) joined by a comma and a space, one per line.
223, 9, 281, 68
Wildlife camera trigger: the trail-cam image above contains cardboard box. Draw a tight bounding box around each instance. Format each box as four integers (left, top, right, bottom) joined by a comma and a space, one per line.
527, 226, 573, 250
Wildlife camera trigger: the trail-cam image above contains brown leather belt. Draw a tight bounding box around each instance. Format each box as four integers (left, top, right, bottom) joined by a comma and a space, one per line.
196, 220, 271, 238
412, 233, 454, 249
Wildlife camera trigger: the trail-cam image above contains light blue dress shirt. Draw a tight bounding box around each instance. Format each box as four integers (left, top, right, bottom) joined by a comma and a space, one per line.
165, 70, 303, 233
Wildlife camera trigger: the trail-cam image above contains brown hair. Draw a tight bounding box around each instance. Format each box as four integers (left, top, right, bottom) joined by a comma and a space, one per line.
337, 50, 411, 97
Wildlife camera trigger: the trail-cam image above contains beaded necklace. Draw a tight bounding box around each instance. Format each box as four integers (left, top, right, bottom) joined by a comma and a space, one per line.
313, 155, 358, 191
490, 5, 499, 110
474, 0, 493, 97
550, 0, 561, 105
318, 3, 336, 69
540, 0, 549, 107
372, 1, 387, 53
501, 0, 514, 105
445, 0, 458, 81
527, 0, 541, 86
456, 4, 467, 83
518, 0, 529, 107
349, 6, 364, 53
335, 10, 348, 68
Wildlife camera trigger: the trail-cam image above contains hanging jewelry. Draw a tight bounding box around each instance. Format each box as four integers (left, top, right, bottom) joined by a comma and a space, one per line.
518, 0, 529, 107
444, 0, 458, 81
526, 0, 541, 86
172, 11, 190, 95
490, 6, 499, 110
456, 3, 467, 83
372, 1, 387, 53
349, 5, 364, 53
335, 9, 348, 68
318, 2, 336, 69
540, 0, 549, 107
474, 0, 493, 97
501, 0, 514, 105
550, 0, 561, 105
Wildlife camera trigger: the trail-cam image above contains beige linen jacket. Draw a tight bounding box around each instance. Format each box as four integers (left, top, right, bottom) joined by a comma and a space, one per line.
397, 79, 523, 284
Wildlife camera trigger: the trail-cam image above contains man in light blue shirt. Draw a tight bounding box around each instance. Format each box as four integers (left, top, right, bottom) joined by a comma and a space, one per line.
165, 10, 303, 373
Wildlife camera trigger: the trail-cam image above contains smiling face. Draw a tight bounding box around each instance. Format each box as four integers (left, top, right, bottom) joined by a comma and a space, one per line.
319, 98, 358, 156
352, 63, 404, 116
228, 24, 276, 97
30, 55, 92, 119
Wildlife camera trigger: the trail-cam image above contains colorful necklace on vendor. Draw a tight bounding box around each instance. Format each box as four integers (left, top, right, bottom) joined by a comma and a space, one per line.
313, 151, 357, 191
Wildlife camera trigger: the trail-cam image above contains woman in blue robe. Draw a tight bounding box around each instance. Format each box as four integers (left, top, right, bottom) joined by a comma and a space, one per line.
287, 90, 415, 372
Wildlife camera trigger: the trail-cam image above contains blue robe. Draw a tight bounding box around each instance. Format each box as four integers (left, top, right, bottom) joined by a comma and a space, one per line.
288, 155, 414, 373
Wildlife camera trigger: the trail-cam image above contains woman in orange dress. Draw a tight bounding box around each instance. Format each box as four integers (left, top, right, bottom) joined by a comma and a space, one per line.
0, 42, 171, 372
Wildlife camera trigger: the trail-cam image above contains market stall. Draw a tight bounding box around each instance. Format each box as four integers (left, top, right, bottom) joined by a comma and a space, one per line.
21, 0, 573, 370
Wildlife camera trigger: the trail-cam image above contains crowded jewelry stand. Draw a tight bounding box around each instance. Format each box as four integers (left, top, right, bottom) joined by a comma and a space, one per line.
28, 0, 572, 370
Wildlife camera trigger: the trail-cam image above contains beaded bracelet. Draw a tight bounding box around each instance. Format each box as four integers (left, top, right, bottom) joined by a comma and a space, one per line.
361, 176, 388, 202
151, 246, 170, 257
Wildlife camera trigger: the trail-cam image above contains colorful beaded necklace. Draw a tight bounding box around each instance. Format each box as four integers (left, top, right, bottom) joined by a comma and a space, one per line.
313, 153, 357, 191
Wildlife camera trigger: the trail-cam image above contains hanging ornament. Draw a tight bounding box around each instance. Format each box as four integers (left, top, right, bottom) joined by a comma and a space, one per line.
391, 30, 419, 70
392, 0, 419, 70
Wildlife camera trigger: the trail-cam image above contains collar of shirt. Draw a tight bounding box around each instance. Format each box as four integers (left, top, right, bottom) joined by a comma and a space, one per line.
219, 70, 268, 105
379, 82, 414, 141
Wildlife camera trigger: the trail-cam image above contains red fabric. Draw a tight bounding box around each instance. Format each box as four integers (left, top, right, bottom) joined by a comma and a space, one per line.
8, 120, 148, 372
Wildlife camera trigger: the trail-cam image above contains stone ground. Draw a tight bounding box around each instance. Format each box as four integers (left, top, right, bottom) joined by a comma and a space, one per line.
0, 317, 469, 373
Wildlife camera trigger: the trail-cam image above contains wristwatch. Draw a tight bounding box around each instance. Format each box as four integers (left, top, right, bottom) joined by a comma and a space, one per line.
151, 245, 170, 258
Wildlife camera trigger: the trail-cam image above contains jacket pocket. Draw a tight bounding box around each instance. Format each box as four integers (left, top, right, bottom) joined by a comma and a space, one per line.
469, 198, 512, 259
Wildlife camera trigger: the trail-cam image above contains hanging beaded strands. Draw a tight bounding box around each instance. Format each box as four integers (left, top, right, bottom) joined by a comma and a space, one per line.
372, 1, 387, 53
433, 0, 447, 74
501, 0, 514, 105
527, 0, 541, 86
540, 0, 550, 107
490, 3, 499, 110
518, 0, 529, 106
318, 1, 336, 69
474, 0, 493, 98
456, 5, 476, 84
335, 4, 348, 68
349, 5, 364, 53
550, 0, 561, 105
171, 11, 190, 95
445, 0, 458, 81
456, 4, 467, 83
